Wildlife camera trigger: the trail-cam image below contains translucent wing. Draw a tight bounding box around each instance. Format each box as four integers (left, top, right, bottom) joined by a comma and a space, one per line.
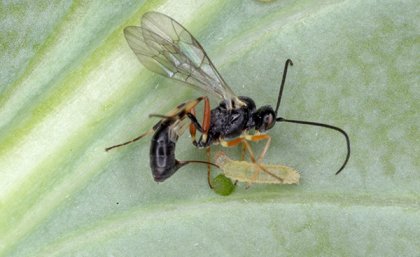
124, 11, 237, 102
168, 118, 189, 143
153, 97, 205, 143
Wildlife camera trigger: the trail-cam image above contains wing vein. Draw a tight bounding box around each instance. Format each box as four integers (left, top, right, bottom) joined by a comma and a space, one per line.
124, 12, 237, 102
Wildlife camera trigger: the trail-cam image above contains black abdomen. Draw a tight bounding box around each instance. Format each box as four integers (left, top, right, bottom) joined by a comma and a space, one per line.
149, 121, 182, 182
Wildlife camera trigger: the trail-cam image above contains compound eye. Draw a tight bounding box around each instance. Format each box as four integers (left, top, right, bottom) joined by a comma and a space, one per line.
264, 113, 274, 130
264, 113, 273, 125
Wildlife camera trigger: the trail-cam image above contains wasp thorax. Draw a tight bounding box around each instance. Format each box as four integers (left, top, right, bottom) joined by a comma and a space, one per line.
253, 105, 276, 132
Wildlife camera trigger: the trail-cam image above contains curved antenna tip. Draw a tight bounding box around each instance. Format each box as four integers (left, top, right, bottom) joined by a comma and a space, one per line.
276, 117, 351, 175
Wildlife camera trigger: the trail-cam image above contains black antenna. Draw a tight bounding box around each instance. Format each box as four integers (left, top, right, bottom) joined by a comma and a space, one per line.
276, 117, 350, 175
274, 59, 350, 174
274, 59, 293, 116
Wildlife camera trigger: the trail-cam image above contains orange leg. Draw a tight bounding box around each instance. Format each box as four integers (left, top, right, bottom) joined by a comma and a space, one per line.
244, 134, 272, 163
220, 137, 244, 147
186, 97, 213, 187
202, 97, 211, 131
222, 135, 282, 183
242, 137, 283, 183
244, 134, 282, 182
221, 134, 272, 162
188, 96, 211, 144
241, 142, 246, 161
189, 108, 198, 144
221, 137, 257, 162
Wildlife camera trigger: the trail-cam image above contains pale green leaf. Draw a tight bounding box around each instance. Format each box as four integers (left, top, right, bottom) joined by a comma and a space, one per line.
0, 0, 419, 256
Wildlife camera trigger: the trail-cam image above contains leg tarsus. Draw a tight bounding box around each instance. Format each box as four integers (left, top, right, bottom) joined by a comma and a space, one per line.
105, 129, 153, 151
206, 147, 213, 188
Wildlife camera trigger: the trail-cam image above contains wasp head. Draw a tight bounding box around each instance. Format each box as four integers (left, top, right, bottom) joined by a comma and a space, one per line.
253, 105, 276, 132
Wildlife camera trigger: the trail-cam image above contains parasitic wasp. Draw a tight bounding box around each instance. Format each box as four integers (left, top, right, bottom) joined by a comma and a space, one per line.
106, 12, 351, 187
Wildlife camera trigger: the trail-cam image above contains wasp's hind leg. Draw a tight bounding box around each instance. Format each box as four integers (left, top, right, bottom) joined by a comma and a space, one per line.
105, 129, 154, 152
